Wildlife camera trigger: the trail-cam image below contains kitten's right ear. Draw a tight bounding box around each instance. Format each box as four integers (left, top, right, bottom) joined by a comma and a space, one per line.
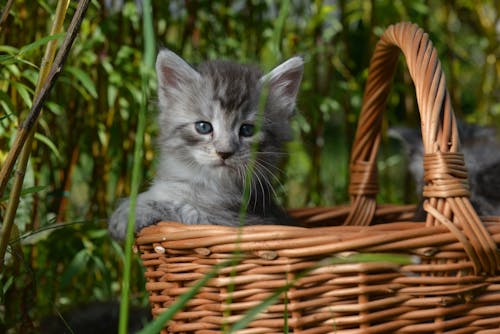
388, 126, 423, 156
260, 56, 304, 113
156, 49, 201, 90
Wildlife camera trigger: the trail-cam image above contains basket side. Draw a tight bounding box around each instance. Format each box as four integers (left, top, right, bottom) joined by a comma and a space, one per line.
137, 221, 500, 333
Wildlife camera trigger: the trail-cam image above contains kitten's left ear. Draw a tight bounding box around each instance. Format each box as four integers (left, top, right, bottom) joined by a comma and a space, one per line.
261, 56, 304, 112
156, 49, 201, 91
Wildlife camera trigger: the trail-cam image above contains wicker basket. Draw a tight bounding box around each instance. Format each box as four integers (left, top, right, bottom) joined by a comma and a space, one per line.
136, 22, 500, 333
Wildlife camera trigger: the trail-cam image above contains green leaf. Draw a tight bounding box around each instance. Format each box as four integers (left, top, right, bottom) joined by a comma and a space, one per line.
10, 81, 34, 108
0, 34, 62, 67
61, 249, 90, 289
0, 109, 11, 121
21, 185, 47, 197
0, 46, 19, 64
0, 45, 19, 54
329, 253, 414, 265
18, 33, 64, 56
34, 132, 63, 162
0, 90, 15, 118
137, 258, 237, 334
65, 66, 97, 98
44, 101, 64, 116
2, 275, 14, 295
230, 286, 284, 332
91, 253, 113, 298
91, 254, 107, 275
86, 229, 109, 239
410, 2, 429, 14
18, 221, 77, 246
110, 239, 126, 263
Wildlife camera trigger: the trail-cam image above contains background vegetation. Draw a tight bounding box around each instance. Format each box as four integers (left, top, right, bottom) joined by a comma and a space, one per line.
1, 0, 499, 332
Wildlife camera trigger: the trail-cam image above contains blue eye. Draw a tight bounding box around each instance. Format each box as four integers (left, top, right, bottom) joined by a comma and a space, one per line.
239, 124, 254, 137
195, 121, 213, 135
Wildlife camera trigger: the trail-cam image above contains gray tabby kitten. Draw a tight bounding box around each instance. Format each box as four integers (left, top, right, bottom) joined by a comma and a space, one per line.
109, 50, 303, 240
390, 122, 500, 216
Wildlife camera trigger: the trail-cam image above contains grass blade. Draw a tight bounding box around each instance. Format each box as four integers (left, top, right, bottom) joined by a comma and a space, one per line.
0, 185, 47, 202
34, 132, 63, 161
137, 258, 239, 334
229, 253, 413, 332
65, 66, 98, 98
19, 33, 64, 56
118, 0, 155, 333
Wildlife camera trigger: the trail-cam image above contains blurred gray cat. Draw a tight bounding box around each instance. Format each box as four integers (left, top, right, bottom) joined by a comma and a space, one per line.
390, 122, 500, 217
109, 50, 303, 240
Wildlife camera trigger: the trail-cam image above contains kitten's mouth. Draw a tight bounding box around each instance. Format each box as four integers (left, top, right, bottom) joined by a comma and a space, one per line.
217, 160, 231, 167
215, 159, 237, 170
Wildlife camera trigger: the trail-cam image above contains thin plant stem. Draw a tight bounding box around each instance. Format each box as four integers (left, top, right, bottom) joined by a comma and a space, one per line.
228, 253, 413, 332
0, 0, 14, 32
0, 0, 70, 271
136, 257, 243, 334
117, 0, 155, 333
223, 1, 290, 330
0, 0, 90, 199
222, 77, 271, 332
270, 0, 289, 61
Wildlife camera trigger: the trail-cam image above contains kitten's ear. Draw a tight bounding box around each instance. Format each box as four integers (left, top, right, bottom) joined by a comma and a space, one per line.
261, 56, 304, 111
156, 49, 201, 90
388, 126, 424, 157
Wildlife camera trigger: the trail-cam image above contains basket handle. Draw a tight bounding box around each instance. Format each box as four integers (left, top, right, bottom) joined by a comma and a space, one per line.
345, 22, 499, 275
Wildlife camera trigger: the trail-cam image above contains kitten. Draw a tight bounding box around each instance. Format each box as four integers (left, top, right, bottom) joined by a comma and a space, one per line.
389, 121, 500, 216
109, 50, 303, 240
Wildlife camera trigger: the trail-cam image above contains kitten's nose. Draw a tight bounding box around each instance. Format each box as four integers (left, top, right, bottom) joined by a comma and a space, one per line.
217, 151, 234, 160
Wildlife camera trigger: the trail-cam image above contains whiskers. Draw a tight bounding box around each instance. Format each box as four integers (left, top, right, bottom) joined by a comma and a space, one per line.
254, 151, 290, 158
236, 151, 286, 215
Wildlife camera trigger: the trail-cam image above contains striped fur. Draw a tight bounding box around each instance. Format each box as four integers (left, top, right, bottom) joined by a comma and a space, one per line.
109, 50, 303, 240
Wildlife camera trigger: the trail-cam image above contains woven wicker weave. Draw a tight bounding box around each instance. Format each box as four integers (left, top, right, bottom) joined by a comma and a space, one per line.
136, 22, 500, 333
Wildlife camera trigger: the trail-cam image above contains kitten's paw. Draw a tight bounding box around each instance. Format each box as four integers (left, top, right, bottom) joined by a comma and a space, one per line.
108, 200, 131, 241
179, 203, 202, 225
108, 198, 204, 240
108, 199, 166, 241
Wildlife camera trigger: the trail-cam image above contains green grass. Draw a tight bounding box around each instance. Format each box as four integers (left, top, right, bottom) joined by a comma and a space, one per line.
118, 0, 155, 332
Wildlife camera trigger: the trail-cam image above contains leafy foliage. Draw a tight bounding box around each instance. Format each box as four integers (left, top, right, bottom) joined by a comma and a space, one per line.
0, 0, 499, 332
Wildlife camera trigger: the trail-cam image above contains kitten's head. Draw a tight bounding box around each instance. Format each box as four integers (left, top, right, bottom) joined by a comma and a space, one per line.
389, 121, 500, 215
155, 49, 303, 185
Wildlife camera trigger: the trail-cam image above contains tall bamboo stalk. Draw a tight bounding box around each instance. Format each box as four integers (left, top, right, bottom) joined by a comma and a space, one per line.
0, 0, 90, 270
0, 0, 69, 270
